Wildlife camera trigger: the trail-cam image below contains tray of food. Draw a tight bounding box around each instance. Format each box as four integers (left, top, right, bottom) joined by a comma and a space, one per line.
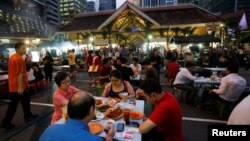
104, 107, 123, 120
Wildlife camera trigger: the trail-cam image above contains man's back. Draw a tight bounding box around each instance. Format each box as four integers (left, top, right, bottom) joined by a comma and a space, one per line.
219, 73, 246, 102
149, 92, 184, 141
167, 61, 180, 78
173, 68, 195, 85
40, 119, 102, 141
117, 66, 134, 81
145, 67, 158, 80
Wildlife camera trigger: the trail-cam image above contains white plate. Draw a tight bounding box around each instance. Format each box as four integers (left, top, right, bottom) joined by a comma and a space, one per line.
92, 110, 104, 121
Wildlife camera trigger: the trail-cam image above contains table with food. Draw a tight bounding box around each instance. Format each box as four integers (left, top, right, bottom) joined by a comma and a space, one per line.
194, 76, 221, 89
58, 96, 145, 141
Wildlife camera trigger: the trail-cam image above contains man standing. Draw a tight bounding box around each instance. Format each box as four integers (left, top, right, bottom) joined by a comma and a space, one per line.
138, 79, 184, 141
1, 43, 38, 130
68, 49, 76, 79
40, 91, 115, 141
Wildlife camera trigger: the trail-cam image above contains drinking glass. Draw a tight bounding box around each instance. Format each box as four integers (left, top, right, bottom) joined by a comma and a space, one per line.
122, 108, 131, 124
121, 92, 128, 102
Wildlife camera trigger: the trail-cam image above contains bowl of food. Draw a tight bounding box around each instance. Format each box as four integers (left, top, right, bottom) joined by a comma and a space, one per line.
130, 110, 144, 120
92, 110, 104, 121
96, 99, 103, 106
88, 122, 104, 134
96, 104, 110, 112
105, 107, 123, 120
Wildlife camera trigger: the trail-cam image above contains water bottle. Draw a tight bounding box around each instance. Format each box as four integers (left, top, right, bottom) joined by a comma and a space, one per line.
96, 84, 102, 96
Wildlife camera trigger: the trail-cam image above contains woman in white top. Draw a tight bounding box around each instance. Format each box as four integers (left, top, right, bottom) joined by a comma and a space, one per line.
26, 64, 36, 82
129, 58, 142, 80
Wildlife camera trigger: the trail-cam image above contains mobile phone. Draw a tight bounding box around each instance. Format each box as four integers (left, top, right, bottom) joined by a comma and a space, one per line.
129, 121, 139, 127
116, 123, 125, 132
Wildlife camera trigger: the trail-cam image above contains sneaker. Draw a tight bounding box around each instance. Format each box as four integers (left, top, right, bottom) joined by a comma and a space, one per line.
1, 122, 16, 130
25, 114, 38, 122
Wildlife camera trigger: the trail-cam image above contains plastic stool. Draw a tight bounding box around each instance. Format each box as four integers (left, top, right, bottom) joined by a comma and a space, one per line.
39, 79, 46, 89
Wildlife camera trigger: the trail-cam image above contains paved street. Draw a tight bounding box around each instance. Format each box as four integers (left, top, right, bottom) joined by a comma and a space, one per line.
0, 69, 249, 141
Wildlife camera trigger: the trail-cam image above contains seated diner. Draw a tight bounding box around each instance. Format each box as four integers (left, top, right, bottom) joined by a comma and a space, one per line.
101, 70, 135, 99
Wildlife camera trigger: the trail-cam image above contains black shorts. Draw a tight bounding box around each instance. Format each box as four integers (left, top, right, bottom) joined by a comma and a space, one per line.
70, 65, 75, 72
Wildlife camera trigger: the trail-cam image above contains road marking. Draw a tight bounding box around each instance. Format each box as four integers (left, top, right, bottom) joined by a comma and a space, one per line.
1, 100, 54, 107
30, 101, 54, 107
182, 117, 227, 124
1, 100, 227, 123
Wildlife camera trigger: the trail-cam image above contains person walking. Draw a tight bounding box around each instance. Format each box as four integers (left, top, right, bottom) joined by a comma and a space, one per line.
1, 43, 38, 130
43, 51, 53, 84
68, 49, 76, 79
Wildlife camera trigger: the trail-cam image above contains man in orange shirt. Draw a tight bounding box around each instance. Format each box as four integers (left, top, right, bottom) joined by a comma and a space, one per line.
1, 43, 38, 130
68, 49, 75, 71
68, 49, 76, 79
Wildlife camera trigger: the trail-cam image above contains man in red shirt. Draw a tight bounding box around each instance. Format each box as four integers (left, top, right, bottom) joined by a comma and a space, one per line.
1, 43, 38, 130
98, 58, 112, 86
138, 79, 184, 141
165, 57, 180, 86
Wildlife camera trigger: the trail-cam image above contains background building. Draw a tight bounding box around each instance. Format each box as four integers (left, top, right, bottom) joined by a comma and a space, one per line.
0, 0, 50, 38
87, 0, 100, 12
87, 1, 96, 12
141, 0, 178, 7
178, 0, 199, 5
60, 0, 86, 25
45, 0, 61, 25
117, 0, 141, 8
198, 0, 250, 28
99, 0, 116, 11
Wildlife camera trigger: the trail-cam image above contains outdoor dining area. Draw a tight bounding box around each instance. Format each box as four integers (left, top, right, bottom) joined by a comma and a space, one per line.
57, 96, 144, 141
1, 1, 250, 140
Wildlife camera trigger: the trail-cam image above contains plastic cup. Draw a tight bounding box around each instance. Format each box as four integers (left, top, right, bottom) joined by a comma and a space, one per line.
121, 92, 128, 102
104, 119, 115, 134
123, 108, 131, 124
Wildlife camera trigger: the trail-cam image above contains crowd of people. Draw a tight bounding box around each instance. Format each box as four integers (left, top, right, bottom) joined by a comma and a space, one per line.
1, 42, 249, 141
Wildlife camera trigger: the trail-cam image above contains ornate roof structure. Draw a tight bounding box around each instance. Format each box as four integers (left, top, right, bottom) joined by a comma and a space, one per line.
60, 2, 220, 32
57, 2, 222, 46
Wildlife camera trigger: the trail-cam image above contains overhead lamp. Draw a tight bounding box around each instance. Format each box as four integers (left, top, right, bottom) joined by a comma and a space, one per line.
148, 34, 152, 40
